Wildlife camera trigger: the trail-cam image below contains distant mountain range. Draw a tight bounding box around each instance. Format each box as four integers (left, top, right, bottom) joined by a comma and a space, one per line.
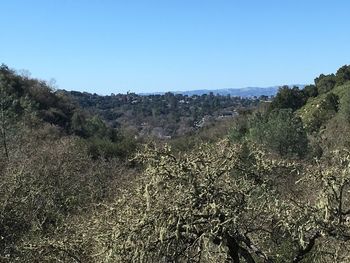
140, 85, 305, 97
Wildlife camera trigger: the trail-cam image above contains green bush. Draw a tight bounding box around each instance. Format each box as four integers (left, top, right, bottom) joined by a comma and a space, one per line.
85, 132, 137, 160
269, 86, 307, 111
315, 74, 336, 94
248, 109, 308, 157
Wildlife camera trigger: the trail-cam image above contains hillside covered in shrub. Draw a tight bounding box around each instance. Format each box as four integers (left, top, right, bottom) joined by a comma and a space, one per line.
2, 64, 350, 262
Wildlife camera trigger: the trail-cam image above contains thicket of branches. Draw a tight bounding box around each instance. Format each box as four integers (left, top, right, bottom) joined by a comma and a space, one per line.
2, 64, 350, 262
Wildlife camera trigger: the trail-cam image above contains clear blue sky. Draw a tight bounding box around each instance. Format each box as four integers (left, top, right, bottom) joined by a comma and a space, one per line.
1, 0, 349, 94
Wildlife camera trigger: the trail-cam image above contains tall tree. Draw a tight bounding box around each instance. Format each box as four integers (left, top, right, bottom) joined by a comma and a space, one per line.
269, 86, 307, 112
315, 74, 336, 94
336, 65, 350, 86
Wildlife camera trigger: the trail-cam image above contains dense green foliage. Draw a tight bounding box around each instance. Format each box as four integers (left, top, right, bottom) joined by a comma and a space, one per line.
248, 109, 308, 157
0, 65, 137, 160
339, 88, 350, 122
269, 86, 307, 112
65, 90, 260, 138
314, 65, 350, 94
315, 74, 337, 94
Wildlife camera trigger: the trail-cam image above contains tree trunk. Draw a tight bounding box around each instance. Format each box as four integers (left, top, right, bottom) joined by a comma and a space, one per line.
226, 233, 240, 263
292, 232, 320, 263
238, 246, 256, 263
0, 106, 9, 160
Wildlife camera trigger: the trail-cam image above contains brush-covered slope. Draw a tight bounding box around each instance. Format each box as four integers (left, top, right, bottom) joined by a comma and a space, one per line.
298, 81, 350, 133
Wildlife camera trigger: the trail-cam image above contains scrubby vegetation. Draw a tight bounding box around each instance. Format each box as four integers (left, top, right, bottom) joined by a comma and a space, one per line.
2, 64, 350, 262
